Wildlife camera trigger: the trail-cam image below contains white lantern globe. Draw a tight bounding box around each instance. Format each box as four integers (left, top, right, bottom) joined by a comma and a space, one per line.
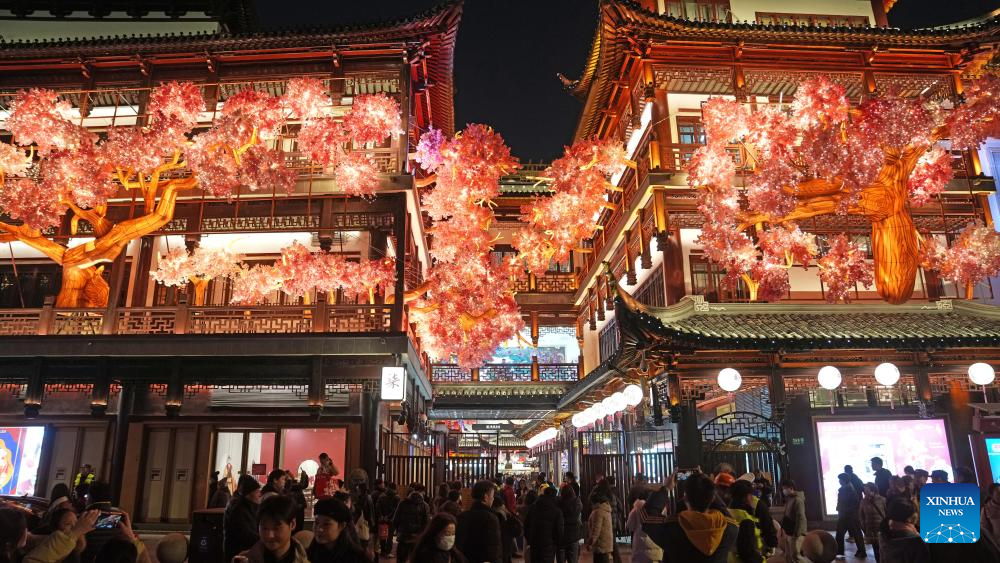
623, 384, 643, 406
818, 365, 842, 390
601, 396, 617, 414
718, 368, 742, 392
592, 402, 608, 419
969, 363, 996, 386
874, 363, 901, 386
571, 412, 584, 428
610, 392, 627, 412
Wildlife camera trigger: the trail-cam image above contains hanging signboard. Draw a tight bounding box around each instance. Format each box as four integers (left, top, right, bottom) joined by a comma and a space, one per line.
381, 366, 407, 401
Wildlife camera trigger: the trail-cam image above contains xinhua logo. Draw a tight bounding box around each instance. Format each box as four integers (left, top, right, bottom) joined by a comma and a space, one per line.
920, 483, 980, 544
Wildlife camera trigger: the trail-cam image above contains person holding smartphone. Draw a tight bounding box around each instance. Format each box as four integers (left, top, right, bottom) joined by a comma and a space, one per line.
78, 481, 145, 563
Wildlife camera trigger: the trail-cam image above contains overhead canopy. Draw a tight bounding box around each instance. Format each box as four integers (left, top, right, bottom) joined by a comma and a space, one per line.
613, 290, 1000, 370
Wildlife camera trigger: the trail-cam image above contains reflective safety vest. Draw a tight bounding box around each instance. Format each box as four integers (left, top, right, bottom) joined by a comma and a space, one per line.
728, 506, 762, 563
74, 472, 94, 488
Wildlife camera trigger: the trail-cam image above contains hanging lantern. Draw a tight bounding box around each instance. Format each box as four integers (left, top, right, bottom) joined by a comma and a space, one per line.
718, 368, 742, 392
610, 392, 627, 412
623, 384, 643, 406
874, 363, 900, 386
592, 401, 608, 420
571, 412, 584, 428
969, 363, 996, 386
818, 365, 842, 390
601, 396, 617, 415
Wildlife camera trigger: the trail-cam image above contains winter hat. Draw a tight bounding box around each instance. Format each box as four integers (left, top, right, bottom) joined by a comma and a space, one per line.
737, 473, 755, 482
714, 473, 736, 487
314, 498, 352, 523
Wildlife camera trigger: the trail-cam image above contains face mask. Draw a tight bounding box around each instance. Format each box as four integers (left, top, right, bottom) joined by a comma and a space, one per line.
437, 534, 456, 551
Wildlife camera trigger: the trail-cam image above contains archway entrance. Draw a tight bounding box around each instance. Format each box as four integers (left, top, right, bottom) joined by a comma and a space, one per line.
700, 412, 785, 494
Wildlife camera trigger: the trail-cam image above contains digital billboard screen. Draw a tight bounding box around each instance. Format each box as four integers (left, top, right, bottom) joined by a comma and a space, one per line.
985, 437, 1000, 484
0, 426, 44, 496
815, 418, 953, 516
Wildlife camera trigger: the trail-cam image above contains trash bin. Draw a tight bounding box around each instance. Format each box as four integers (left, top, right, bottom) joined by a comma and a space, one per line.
189, 508, 225, 563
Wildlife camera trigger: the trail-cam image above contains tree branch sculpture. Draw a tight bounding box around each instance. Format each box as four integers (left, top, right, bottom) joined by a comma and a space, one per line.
0, 79, 397, 307
688, 76, 1000, 304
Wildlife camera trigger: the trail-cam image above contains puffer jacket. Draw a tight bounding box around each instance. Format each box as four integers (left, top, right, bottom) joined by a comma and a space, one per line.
224, 495, 259, 561
23, 530, 147, 563
626, 500, 663, 563
559, 493, 583, 545
392, 492, 430, 542
644, 509, 739, 563
588, 501, 614, 554
238, 539, 309, 563
524, 495, 564, 559
860, 494, 886, 539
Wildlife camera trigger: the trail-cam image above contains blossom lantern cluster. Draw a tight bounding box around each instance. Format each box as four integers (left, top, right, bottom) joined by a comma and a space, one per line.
0, 78, 401, 308
686, 75, 1000, 304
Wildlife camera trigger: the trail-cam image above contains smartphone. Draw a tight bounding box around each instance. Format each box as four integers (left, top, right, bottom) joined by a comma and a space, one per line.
675, 467, 700, 481
94, 513, 122, 529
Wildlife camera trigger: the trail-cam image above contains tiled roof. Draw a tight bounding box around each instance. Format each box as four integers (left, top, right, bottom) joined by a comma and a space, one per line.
569, 0, 1000, 141
619, 295, 1000, 351
0, 1, 462, 135
3, 0, 256, 32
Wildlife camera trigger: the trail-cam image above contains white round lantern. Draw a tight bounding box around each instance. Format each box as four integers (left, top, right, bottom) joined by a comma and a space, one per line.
611, 392, 628, 412
571, 412, 584, 428
718, 368, 742, 392
623, 384, 643, 406
601, 396, 617, 414
969, 363, 996, 386
874, 363, 901, 386
818, 365, 842, 390
592, 402, 608, 419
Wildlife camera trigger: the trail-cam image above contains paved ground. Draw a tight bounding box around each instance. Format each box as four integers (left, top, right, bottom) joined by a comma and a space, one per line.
137, 534, 874, 563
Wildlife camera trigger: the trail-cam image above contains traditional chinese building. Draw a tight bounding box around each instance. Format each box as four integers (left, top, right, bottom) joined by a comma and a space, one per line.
518, 0, 1000, 521
0, 0, 464, 523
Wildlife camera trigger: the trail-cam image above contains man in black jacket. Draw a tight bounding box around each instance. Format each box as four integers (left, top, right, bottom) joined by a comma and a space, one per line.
643, 473, 739, 563
376, 482, 400, 557
835, 472, 867, 559
392, 487, 429, 563
224, 475, 262, 561
524, 485, 564, 563
457, 480, 503, 563
871, 457, 892, 497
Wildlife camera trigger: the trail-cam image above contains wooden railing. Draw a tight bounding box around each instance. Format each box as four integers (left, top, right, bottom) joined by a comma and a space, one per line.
429, 362, 581, 383
0, 299, 394, 336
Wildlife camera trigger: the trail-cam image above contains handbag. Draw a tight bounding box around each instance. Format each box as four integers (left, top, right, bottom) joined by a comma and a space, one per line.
379, 521, 391, 541
780, 515, 795, 535
357, 515, 371, 541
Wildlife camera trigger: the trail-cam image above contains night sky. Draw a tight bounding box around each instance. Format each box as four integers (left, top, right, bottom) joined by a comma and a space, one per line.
255, 0, 1000, 162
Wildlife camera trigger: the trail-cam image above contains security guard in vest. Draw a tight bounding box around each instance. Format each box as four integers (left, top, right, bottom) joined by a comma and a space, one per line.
728, 479, 765, 563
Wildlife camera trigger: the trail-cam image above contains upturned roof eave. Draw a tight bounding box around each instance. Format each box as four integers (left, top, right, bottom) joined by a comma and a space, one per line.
569, 0, 1000, 142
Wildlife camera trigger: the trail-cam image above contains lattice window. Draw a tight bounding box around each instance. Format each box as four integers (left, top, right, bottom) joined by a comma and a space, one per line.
538, 364, 578, 382
599, 318, 620, 363
479, 364, 532, 382
431, 365, 470, 383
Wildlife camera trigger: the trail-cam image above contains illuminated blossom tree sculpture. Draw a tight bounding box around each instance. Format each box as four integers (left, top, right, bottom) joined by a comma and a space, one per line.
151, 245, 243, 305
688, 76, 1000, 303
0, 78, 397, 307
921, 222, 1000, 299
405, 126, 629, 367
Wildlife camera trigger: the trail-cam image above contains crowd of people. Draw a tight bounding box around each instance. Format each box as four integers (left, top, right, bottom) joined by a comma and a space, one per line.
7, 455, 1000, 563
828, 457, 1000, 563
0, 479, 150, 563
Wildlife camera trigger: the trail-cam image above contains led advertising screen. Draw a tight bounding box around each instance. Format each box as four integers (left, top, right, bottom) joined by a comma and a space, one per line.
985, 438, 1000, 484
815, 419, 953, 516
0, 426, 44, 496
